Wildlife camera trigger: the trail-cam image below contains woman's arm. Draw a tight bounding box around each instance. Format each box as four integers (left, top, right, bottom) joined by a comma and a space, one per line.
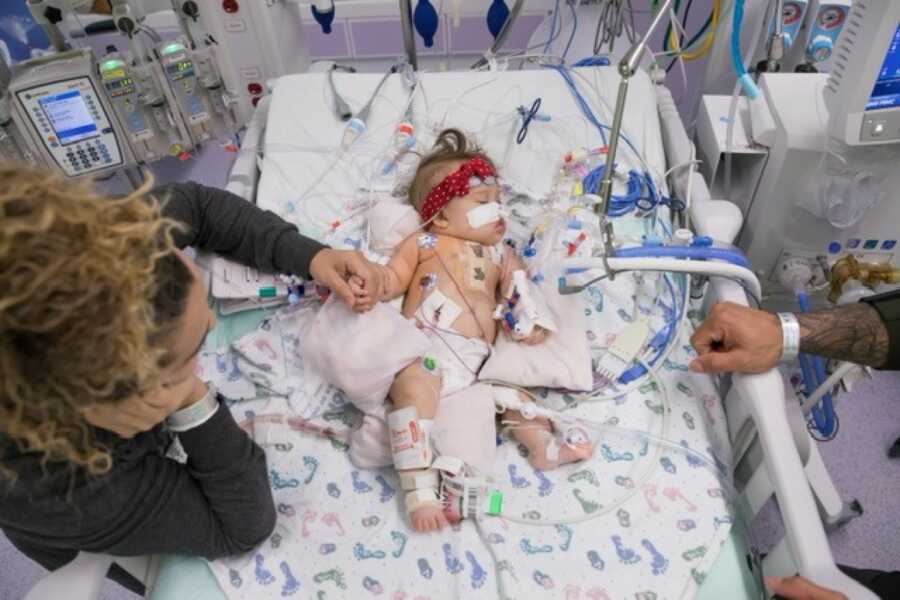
0, 381, 276, 566
158, 182, 326, 279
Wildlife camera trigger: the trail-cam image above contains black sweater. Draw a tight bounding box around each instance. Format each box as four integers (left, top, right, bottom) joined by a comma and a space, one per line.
0, 182, 326, 591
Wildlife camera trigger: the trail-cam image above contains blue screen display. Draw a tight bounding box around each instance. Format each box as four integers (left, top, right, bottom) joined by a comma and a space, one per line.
39, 90, 98, 145
867, 23, 900, 111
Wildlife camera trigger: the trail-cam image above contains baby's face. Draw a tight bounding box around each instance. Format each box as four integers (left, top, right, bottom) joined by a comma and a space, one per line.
427, 162, 506, 246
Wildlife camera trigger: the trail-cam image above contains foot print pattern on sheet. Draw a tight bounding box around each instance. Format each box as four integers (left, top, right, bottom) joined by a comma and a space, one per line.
556, 524, 573, 551
616, 508, 630, 527
533, 570, 554, 589
280, 562, 300, 596
663, 487, 697, 511
313, 569, 347, 590
642, 484, 661, 512
352, 470, 373, 493
303, 456, 319, 484
520, 538, 553, 554
564, 584, 580, 600
614, 475, 634, 489
533, 468, 554, 496
375, 474, 396, 503
362, 576, 383, 595
659, 457, 677, 474
641, 539, 669, 575
568, 469, 601, 487
466, 551, 486, 589
600, 444, 634, 462
319, 543, 336, 555
611, 535, 641, 565
442, 543, 464, 574
254, 554, 276, 585
682, 545, 707, 561
680, 440, 704, 467
322, 513, 346, 535
270, 469, 300, 490
391, 530, 408, 558
507, 464, 531, 488
229, 569, 243, 588
354, 542, 386, 560
327, 482, 341, 497
572, 489, 600, 513
676, 519, 696, 532
487, 533, 505, 544
270, 532, 282, 549
587, 550, 605, 571
302, 511, 317, 537
417, 558, 433, 579
585, 588, 611, 600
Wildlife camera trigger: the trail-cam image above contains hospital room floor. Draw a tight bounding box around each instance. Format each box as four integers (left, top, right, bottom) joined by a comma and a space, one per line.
2, 146, 899, 600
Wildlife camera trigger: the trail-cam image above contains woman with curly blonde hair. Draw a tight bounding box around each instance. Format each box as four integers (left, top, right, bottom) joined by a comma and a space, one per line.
0, 164, 384, 593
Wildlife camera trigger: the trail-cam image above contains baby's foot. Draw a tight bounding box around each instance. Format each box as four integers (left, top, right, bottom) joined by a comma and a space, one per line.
411, 505, 448, 533
527, 434, 594, 471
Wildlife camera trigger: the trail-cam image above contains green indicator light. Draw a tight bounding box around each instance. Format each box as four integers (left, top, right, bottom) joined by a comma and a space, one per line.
258, 286, 277, 298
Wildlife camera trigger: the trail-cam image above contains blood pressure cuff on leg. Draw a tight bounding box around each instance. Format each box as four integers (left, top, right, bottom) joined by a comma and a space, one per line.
860, 289, 900, 370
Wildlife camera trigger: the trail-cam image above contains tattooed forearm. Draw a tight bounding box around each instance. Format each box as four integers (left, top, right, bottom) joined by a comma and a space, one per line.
797, 303, 890, 368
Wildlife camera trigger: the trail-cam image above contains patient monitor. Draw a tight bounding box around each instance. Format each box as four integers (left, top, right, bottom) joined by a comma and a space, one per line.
824, 0, 900, 144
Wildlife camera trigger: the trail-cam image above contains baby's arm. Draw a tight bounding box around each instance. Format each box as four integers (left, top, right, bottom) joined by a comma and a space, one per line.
498, 247, 550, 345
350, 233, 421, 311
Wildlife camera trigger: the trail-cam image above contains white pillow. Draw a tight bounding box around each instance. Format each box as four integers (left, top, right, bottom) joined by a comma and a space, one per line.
368, 201, 421, 254
479, 277, 593, 391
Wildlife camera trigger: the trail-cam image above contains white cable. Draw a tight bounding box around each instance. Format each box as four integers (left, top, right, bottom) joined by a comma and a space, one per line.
800, 361, 858, 416
490, 362, 669, 526
557, 256, 763, 300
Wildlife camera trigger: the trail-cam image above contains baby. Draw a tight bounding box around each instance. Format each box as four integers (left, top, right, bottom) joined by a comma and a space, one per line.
352, 129, 594, 532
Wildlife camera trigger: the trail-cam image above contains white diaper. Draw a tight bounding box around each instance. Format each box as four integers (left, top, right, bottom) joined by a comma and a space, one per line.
422, 329, 491, 396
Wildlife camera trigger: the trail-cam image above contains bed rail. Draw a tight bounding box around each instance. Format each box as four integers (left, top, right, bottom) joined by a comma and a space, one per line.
655, 83, 876, 600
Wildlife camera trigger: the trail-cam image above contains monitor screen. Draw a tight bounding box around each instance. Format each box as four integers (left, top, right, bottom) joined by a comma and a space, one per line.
867, 23, 900, 111
39, 90, 98, 145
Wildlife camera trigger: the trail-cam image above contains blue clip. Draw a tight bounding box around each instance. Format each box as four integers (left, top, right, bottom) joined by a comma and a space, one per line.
691, 236, 713, 247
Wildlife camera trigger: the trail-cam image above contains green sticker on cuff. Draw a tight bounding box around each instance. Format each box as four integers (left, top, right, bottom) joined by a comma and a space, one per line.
488, 491, 503, 515
422, 356, 437, 372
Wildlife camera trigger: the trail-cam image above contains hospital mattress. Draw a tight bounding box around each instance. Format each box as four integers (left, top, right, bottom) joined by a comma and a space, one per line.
185, 69, 757, 599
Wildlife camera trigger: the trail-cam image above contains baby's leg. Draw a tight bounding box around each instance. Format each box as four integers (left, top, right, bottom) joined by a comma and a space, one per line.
388, 361, 445, 532
505, 392, 594, 471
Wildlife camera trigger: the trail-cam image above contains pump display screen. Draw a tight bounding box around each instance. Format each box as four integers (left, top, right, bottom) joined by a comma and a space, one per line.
867, 23, 900, 111
39, 90, 98, 145
166, 60, 195, 79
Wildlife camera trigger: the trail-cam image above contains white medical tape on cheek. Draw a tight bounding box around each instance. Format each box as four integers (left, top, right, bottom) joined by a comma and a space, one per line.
466, 202, 502, 228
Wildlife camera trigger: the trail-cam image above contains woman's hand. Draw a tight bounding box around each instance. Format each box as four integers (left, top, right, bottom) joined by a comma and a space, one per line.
689, 302, 783, 374
81, 376, 205, 438
310, 249, 387, 310
766, 576, 848, 600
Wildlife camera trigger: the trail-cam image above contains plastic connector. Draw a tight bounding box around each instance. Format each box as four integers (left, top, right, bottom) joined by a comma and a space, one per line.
596, 320, 651, 382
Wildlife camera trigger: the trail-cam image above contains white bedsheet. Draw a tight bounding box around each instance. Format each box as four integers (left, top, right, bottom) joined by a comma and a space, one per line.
205, 68, 737, 600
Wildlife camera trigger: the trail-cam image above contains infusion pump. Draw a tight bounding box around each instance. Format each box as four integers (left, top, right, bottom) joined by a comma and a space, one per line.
8, 48, 135, 178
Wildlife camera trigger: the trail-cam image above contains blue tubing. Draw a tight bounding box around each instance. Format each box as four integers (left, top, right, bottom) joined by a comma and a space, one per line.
796, 292, 836, 436
613, 245, 752, 269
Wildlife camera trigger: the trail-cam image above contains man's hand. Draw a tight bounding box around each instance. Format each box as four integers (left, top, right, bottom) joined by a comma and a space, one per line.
81, 376, 205, 438
766, 575, 848, 600
689, 302, 783, 374
309, 249, 387, 310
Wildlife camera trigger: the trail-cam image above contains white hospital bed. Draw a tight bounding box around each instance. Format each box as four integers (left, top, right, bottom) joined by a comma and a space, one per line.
26, 66, 873, 600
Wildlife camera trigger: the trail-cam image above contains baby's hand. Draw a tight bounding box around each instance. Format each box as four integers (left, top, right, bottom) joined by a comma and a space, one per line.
518, 326, 549, 346
348, 275, 376, 313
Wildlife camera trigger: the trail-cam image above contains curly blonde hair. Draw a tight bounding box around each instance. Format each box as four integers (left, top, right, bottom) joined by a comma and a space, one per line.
0, 163, 181, 476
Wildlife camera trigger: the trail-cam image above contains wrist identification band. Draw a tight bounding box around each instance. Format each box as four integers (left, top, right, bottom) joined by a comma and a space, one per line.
777, 312, 800, 362
166, 382, 219, 433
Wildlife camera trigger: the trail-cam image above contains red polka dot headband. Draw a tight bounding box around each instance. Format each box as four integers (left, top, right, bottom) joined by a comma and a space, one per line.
419, 157, 497, 223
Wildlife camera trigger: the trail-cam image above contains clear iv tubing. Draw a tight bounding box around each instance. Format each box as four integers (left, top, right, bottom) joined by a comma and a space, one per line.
614, 244, 752, 269
490, 366, 741, 527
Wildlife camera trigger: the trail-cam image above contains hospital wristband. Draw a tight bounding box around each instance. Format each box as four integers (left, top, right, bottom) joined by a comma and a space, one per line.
776, 312, 800, 363
166, 382, 220, 433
